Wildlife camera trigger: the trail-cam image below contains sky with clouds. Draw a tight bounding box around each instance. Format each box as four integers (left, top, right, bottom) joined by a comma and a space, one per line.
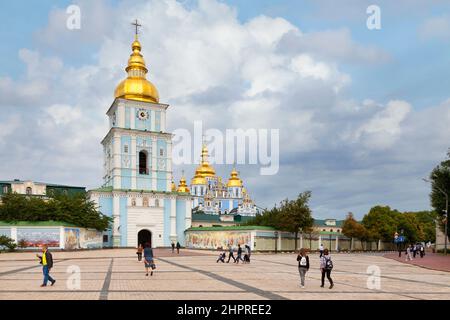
0, 0, 449, 219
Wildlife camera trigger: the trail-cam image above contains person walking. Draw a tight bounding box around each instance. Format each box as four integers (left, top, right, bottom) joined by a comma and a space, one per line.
171, 242, 175, 254
235, 244, 244, 264
413, 244, 417, 258
216, 252, 226, 263
297, 248, 310, 288
246, 245, 252, 264
136, 244, 143, 262
243, 245, 249, 264
319, 249, 334, 289
227, 246, 236, 263
176, 242, 181, 254
319, 244, 324, 258
405, 244, 413, 261
143, 243, 156, 277
420, 244, 425, 258
36, 244, 56, 287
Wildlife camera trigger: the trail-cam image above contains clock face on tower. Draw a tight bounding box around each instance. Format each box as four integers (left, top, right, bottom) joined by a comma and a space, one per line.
137, 109, 149, 121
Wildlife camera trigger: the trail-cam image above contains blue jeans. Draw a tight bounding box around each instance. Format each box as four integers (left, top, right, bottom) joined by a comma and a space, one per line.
43, 266, 54, 286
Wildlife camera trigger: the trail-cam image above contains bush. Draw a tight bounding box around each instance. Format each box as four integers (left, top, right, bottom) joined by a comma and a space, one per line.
17, 239, 27, 249
0, 235, 17, 252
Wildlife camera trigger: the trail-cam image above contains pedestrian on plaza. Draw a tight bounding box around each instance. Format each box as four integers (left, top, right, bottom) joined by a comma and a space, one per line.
319, 243, 324, 258
243, 245, 250, 263
136, 244, 143, 262
235, 244, 244, 264
319, 249, 334, 289
246, 245, 252, 263
176, 242, 181, 254
143, 242, 156, 277
297, 248, 310, 288
413, 244, 417, 258
171, 242, 175, 254
420, 244, 425, 258
216, 252, 226, 263
227, 246, 236, 263
36, 244, 56, 287
405, 244, 413, 261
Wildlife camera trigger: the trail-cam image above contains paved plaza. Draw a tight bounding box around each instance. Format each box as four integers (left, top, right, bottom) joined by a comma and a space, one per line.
0, 249, 449, 300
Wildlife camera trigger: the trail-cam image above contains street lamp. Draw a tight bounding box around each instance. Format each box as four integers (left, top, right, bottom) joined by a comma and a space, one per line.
274, 231, 278, 254
423, 178, 448, 255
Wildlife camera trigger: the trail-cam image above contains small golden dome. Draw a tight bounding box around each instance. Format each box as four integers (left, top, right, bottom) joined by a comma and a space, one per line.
227, 167, 243, 187
114, 36, 159, 103
171, 179, 177, 192
177, 175, 190, 193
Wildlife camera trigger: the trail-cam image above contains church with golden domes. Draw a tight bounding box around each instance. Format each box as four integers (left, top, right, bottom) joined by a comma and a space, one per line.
171, 145, 259, 217
89, 28, 192, 248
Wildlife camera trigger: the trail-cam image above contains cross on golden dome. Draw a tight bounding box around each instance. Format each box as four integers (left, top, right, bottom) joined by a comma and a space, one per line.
131, 19, 142, 36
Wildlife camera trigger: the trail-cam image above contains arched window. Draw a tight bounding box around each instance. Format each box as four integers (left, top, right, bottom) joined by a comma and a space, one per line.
139, 150, 148, 175
26, 187, 32, 195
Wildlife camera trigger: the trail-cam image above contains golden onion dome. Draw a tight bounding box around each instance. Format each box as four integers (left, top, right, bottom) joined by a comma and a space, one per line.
114, 36, 159, 103
191, 167, 207, 185
177, 175, 190, 193
171, 179, 177, 192
194, 145, 216, 178
227, 167, 243, 187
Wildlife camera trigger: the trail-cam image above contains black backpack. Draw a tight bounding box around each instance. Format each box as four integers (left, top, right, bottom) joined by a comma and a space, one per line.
324, 257, 333, 270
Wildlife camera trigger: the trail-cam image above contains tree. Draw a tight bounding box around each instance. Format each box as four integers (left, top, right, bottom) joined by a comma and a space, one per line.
0, 235, 17, 252
0, 193, 112, 231
361, 206, 399, 242
277, 192, 314, 251
342, 212, 368, 250
244, 192, 315, 250
429, 150, 450, 238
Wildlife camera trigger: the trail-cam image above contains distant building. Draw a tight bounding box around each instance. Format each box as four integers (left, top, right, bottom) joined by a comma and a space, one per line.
0, 180, 86, 200
313, 219, 344, 235
191, 213, 255, 228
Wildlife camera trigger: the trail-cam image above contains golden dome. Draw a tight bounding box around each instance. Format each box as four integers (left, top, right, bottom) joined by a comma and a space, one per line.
171, 179, 177, 192
114, 36, 159, 103
227, 167, 243, 187
177, 175, 190, 193
191, 167, 207, 185
194, 145, 216, 178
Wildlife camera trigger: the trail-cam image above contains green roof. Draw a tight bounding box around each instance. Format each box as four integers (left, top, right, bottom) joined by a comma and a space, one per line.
314, 219, 344, 227
0, 220, 79, 227
187, 226, 276, 232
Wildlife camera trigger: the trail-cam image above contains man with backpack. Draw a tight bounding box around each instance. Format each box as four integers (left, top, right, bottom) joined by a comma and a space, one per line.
319, 248, 334, 289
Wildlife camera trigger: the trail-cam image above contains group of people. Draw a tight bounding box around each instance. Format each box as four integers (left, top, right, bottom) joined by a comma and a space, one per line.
405, 243, 426, 261
296, 245, 334, 289
217, 244, 251, 264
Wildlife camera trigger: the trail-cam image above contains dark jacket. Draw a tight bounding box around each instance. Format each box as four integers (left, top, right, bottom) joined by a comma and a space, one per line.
297, 255, 309, 269
176, 242, 181, 249
39, 251, 54, 269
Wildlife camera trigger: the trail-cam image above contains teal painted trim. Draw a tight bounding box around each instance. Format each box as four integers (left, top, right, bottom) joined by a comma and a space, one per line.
119, 197, 128, 247
164, 199, 171, 246
176, 199, 186, 246
157, 171, 167, 191
155, 111, 161, 132
121, 169, 132, 189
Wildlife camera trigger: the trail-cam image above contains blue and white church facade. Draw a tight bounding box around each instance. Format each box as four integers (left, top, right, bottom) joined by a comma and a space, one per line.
89, 33, 191, 248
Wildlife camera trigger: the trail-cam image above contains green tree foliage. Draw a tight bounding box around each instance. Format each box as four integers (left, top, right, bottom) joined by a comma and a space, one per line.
361, 206, 399, 242
0, 235, 17, 252
0, 193, 111, 231
342, 212, 368, 244
245, 192, 314, 249
429, 150, 450, 237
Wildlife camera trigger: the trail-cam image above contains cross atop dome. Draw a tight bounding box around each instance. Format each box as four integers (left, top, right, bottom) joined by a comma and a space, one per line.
131, 19, 142, 37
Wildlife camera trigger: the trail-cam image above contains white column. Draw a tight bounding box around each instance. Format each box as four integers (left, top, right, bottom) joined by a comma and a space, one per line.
11, 227, 17, 243
118, 105, 125, 128
113, 134, 121, 189
300, 234, 303, 249
318, 235, 322, 249
151, 110, 156, 132
131, 136, 137, 190
130, 107, 135, 129
60, 227, 65, 249
335, 236, 339, 251
166, 140, 172, 191
161, 109, 166, 132
152, 137, 157, 190
170, 198, 177, 241
185, 199, 192, 229
113, 194, 121, 247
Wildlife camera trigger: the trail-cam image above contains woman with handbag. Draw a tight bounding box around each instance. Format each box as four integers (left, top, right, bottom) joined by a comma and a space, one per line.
143, 243, 156, 277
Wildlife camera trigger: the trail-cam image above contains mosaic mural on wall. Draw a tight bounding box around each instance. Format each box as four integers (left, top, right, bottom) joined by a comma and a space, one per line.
16, 228, 60, 248
186, 231, 251, 250
64, 228, 80, 250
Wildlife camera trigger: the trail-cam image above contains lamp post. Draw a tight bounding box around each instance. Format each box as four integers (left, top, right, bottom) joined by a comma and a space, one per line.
423, 178, 448, 255
274, 231, 278, 254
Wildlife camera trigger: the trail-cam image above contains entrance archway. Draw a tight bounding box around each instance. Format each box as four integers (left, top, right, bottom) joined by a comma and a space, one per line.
137, 229, 152, 248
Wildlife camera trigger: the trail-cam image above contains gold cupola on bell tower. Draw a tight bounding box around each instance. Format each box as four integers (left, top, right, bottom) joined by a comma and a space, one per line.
114, 20, 159, 103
